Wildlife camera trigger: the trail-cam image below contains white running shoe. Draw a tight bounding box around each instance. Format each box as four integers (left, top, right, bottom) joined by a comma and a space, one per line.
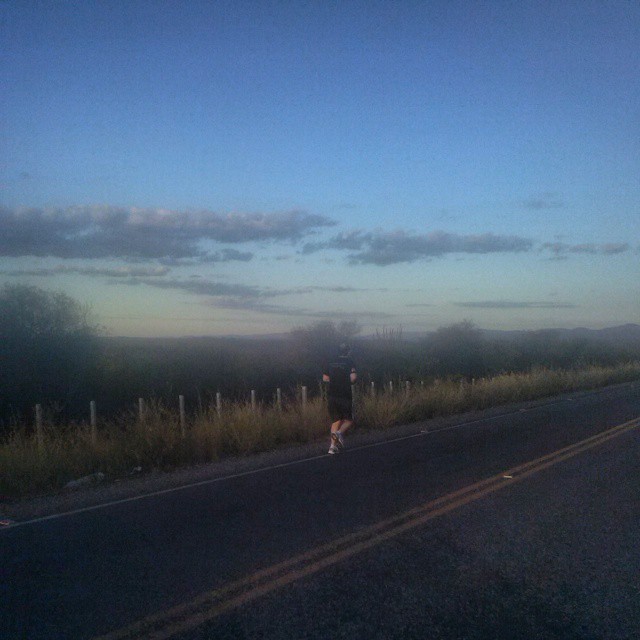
328, 444, 338, 455
332, 431, 345, 450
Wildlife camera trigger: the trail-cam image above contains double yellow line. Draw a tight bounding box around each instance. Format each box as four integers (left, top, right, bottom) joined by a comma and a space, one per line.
96, 417, 640, 640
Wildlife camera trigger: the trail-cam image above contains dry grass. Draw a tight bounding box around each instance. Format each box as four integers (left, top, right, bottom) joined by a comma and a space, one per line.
2, 362, 639, 498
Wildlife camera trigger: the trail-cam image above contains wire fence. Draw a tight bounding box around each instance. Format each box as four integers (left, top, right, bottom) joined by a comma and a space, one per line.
29, 377, 476, 453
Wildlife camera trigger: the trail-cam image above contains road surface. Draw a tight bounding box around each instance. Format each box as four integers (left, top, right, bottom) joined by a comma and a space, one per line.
2, 381, 639, 639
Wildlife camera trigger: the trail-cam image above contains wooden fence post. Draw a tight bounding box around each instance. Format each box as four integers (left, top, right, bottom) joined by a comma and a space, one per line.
251, 390, 256, 410
276, 388, 282, 410
35, 404, 43, 454
90, 401, 97, 446
371, 381, 375, 397
179, 395, 186, 438
216, 392, 222, 416
300, 385, 309, 440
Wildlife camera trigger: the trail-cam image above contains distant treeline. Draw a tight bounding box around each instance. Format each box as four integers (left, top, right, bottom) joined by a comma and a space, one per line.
2, 284, 639, 431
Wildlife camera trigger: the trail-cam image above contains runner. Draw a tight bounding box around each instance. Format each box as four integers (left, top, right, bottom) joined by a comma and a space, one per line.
323, 343, 357, 454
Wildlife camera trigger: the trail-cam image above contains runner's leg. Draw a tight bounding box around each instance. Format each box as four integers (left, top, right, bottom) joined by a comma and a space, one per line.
338, 419, 353, 435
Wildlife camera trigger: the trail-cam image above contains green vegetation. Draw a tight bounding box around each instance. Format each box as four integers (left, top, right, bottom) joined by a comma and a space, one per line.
2, 362, 639, 498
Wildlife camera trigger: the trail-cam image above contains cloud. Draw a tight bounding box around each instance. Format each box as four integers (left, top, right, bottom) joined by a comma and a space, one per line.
305, 230, 533, 265
118, 278, 269, 301
201, 248, 254, 263
542, 242, 630, 257
522, 192, 565, 210
211, 296, 395, 320
308, 285, 385, 293
302, 230, 368, 254
0, 264, 170, 278
601, 243, 631, 255
119, 278, 379, 300
113, 277, 391, 320
454, 300, 578, 309
0, 205, 335, 261
299, 309, 395, 320
122, 277, 264, 299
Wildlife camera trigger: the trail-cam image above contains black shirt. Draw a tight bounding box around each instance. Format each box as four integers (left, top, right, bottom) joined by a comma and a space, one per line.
323, 355, 356, 399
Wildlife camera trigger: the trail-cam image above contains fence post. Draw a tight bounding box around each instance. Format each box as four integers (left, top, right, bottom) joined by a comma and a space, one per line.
405, 380, 411, 396
251, 390, 256, 410
276, 388, 282, 410
216, 392, 222, 416
35, 404, 44, 454
389, 380, 394, 394
179, 395, 186, 438
90, 401, 97, 445
371, 381, 375, 397
300, 385, 309, 440
138, 398, 145, 422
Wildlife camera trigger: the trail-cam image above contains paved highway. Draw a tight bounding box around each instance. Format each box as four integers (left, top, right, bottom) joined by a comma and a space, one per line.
2, 382, 639, 639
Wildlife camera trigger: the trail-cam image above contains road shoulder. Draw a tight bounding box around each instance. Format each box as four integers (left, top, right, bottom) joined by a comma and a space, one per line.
2, 381, 638, 523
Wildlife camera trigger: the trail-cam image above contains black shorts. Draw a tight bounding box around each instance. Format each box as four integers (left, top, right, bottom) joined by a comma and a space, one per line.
328, 396, 353, 422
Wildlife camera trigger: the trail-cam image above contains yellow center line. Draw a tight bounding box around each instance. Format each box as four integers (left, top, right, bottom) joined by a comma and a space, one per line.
94, 417, 640, 640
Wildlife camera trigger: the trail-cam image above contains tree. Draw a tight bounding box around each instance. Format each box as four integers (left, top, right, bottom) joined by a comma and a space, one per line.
0, 284, 101, 428
426, 320, 487, 379
367, 325, 414, 380
289, 320, 362, 374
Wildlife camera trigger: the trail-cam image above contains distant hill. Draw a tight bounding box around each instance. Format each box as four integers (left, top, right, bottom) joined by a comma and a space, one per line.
103, 324, 640, 347
362, 323, 640, 344
480, 324, 640, 347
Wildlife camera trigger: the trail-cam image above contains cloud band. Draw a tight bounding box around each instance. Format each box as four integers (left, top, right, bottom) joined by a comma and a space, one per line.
0, 205, 336, 261
304, 230, 533, 265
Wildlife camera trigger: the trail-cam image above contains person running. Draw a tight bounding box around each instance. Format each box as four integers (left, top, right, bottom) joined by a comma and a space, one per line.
323, 343, 357, 454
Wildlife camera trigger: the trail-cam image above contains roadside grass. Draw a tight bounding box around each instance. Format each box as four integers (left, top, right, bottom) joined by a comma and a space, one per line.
2, 362, 639, 499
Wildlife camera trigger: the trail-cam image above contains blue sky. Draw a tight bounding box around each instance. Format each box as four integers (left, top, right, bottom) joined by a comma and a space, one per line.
1, 0, 638, 336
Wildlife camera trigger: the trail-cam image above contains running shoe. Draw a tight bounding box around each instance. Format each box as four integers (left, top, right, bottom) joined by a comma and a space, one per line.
332, 431, 345, 450
328, 444, 338, 455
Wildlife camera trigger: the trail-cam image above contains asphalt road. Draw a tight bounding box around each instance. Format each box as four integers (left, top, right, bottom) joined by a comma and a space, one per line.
2, 382, 639, 640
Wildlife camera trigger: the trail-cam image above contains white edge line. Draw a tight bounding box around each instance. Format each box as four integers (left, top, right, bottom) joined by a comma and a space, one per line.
1, 417, 503, 530
2, 388, 632, 530
2, 453, 329, 529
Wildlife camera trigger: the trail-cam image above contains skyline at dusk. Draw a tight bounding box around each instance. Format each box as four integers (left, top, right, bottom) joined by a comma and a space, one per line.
2, 1, 638, 337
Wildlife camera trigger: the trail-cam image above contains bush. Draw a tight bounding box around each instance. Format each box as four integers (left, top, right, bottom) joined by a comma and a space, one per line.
0, 284, 100, 431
